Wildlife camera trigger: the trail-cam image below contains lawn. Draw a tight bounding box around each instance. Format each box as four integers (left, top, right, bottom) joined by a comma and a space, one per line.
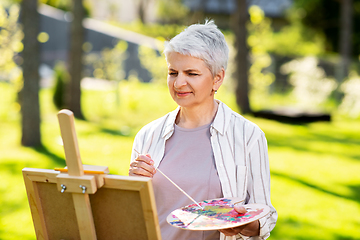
0, 80, 359, 239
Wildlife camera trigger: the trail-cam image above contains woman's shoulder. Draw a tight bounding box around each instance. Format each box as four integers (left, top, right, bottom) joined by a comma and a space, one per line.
219, 102, 265, 138
135, 108, 178, 138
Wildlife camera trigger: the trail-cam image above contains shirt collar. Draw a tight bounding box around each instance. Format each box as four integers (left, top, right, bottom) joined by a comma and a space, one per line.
211, 100, 229, 136
161, 100, 231, 138
161, 106, 180, 139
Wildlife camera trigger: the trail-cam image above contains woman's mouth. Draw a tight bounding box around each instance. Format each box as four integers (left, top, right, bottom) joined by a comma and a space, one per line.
176, 91, 191, 97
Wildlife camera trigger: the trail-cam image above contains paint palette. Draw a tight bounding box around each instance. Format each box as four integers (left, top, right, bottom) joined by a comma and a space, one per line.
167, 198, 270, 231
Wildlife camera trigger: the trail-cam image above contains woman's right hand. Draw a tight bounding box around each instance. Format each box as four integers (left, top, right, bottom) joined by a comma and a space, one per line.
129, 153, 156, 177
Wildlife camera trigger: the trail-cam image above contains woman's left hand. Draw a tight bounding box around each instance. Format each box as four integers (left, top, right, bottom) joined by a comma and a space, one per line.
218, 205, 260, 237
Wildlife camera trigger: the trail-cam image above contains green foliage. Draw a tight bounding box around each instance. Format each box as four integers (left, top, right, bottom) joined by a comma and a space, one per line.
138, 44, 167, 84
247, 6, 276, 106
271, 24, 325, 57
156, 0, 190, 25
0, 0, 19, 5
84, 40, 128, 81
291, 0, 360, 56
40, 0, 92, 17
52, 61, 69, 110
245, 6, 336, 111
291, 0, 341, 54
247, 5, 325, 57
110, 20, 186, 40
273, 6, 326, 56
40, 0, 71, 12
0, 3, 22, 84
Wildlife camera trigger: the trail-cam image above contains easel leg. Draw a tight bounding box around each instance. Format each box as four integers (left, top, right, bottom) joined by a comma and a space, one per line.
72, 193, 97, 240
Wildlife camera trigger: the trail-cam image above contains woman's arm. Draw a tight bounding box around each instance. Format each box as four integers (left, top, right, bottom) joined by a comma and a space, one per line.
219, 131, 277, 239
244, 132, 277, 238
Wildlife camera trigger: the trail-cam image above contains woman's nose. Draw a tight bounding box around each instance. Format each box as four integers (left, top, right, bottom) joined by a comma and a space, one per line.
174, 74, 187, 88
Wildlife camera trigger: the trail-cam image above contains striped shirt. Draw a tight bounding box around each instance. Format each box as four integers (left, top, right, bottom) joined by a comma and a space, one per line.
131, 100, 277, 240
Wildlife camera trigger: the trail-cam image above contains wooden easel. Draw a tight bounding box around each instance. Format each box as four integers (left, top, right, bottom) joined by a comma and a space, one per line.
23, 110, 161, 240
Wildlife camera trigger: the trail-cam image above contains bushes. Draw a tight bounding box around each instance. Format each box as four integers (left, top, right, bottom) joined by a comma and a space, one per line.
52, 61, 69, 110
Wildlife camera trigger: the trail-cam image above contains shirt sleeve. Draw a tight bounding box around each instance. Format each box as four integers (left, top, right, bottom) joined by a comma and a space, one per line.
129, 128, 146, 164
243, 131, 277, 239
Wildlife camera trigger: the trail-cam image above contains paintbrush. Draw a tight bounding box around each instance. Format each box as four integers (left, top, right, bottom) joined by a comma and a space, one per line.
133, 149, 204, 210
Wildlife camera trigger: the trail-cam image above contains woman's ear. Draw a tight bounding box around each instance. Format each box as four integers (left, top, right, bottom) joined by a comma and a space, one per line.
213, 68, 225, 91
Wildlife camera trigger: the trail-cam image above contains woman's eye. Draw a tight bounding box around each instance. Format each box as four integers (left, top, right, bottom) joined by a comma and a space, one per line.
169, 72, 177, 76
188, 73, 198, 76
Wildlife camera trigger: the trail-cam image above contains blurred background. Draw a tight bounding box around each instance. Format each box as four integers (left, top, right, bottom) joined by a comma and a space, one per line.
0, 0, 359, 239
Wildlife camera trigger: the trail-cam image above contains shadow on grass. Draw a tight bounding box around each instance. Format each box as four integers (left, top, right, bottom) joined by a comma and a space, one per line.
34, 145, 66, 166
270, 217, 313, 240
266, 133, 360, 161
271, 171, 360, 204
73, 123, 133, 138
100, 127, 130, 137
2, 161, 27, 175
270, 217, 357, 240
347, 184, 360, 204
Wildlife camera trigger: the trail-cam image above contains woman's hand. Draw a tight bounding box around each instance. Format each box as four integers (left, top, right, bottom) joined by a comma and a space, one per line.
129, 153, 156, 177
219, 205, 260, 237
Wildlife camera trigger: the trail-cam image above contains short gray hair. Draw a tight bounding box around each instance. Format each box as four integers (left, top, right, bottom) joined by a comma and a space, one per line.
163, 20, 229, 76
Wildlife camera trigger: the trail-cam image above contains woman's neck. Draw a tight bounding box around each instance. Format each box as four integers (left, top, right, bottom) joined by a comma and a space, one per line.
176, 100, 219, 129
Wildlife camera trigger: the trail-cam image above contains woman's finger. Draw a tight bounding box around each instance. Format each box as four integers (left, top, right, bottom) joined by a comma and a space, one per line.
129, 165, 154, 177
136, 154, 154, 165
129, 161, 154, 177
136, 160, 156, 174
129, 154, 156, 177
234, 204, 247, 214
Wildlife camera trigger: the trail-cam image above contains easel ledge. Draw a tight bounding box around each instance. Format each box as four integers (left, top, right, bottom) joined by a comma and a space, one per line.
23, 167, 156, 192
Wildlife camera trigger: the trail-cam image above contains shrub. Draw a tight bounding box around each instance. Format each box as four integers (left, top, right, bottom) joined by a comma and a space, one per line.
52, 61, 69, 110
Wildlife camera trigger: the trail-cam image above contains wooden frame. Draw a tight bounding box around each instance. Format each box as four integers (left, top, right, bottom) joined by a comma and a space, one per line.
23, 168, 161, 240
23, 109, 161, 240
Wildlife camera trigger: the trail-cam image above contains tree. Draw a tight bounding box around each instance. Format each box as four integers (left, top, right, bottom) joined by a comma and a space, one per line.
338, 0, 353, 81
66, 0, 85, 119
232, 0, 251, 114
294, 0, 358, 58
136, 0, 148, 24
20, 0, 42, 147
293, 0, 355, 100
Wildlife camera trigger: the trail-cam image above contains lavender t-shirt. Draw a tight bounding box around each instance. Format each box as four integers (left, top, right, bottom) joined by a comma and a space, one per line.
152, 123, 223, 240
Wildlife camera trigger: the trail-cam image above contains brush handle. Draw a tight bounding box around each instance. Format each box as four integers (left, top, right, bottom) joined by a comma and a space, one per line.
133, 149, 203, 209
155, 168, 203, 209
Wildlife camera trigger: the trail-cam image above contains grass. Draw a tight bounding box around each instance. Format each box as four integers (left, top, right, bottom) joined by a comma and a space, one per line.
251, 116, 360, 239
0, 80, 360, 239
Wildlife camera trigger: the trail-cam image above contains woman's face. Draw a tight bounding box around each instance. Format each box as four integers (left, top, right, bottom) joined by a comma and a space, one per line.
166, 52, 223, 109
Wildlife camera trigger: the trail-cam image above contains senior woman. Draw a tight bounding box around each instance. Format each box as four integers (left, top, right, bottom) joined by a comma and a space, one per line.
128, 20, 277, 240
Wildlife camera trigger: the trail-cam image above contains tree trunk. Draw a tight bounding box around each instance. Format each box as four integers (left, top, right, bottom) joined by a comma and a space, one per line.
233, 0, 251, 114
138, 0, 147, 24
338, 0, 353, 80
20, 0, 42, 147
66, 0, 85, 119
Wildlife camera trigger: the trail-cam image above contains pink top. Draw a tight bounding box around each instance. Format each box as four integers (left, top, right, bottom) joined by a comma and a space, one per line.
152, 123, 223, 240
